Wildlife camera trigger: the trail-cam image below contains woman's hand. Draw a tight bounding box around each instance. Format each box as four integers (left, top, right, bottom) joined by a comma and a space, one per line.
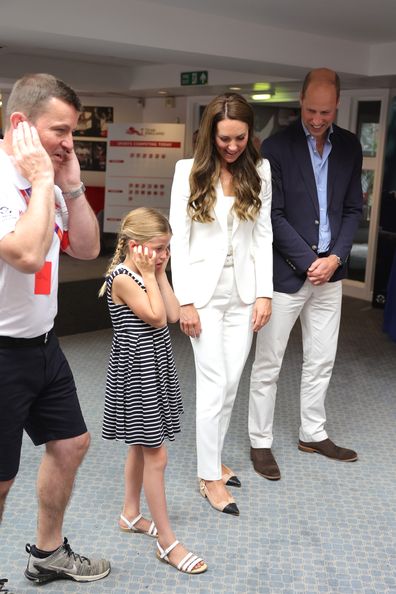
180, 304, 202, 338
252, 297, 272, 332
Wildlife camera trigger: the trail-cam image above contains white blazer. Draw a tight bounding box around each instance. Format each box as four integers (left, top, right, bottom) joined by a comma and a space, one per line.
169, 158, 273, 308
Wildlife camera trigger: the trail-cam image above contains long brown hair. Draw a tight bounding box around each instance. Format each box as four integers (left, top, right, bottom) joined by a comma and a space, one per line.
98, 207, 171, 297
189, 93, 261, 223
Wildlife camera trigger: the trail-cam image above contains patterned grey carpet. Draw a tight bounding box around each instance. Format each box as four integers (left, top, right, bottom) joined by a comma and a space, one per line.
1, 297, 395, 594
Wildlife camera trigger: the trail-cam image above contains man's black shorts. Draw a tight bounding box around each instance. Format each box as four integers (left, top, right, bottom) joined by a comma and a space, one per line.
0, 332, 88, 481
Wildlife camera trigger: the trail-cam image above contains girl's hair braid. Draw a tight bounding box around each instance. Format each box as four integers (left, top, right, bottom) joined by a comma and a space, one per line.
98, 207, 172, 297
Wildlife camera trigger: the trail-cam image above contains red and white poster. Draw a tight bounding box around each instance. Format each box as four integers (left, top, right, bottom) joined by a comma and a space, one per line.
104, 123, 185, 232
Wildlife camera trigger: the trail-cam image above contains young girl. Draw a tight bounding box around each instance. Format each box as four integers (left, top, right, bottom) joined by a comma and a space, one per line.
100, 207, 207, 575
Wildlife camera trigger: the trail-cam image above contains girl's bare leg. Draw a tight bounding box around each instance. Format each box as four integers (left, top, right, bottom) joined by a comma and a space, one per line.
119, 445, 153, 533
142, 444, 205, 569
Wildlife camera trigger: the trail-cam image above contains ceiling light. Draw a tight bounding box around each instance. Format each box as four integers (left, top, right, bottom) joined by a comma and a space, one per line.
253, 82, 271, 91
229, 86, 241, 91
251, 93, 272, 101
157, 90, 168, 95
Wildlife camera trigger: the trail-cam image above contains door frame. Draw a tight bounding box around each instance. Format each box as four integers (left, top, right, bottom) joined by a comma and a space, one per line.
337, 89, 390, 301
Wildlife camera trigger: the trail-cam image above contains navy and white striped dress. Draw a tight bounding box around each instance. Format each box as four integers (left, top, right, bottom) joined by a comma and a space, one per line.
102, 264, 183, 447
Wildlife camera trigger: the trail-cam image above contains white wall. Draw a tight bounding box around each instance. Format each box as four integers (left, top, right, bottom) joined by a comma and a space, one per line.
141, 96, 187, 124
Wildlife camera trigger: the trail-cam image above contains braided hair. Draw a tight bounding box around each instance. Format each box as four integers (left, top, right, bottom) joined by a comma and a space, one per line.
98, 207, 172, 297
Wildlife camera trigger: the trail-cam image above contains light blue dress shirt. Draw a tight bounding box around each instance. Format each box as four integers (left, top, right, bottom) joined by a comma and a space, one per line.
302, 122, 333, 253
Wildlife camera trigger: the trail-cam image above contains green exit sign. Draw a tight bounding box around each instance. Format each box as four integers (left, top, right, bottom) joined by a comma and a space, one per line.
181, 71, 208, 86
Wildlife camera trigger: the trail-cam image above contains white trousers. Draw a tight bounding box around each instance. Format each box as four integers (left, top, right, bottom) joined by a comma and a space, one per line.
191, 266, 253, 480
249, 279, 342, 447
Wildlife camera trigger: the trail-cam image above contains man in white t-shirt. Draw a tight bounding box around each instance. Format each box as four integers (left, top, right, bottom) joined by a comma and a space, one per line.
0, 74, 110, 585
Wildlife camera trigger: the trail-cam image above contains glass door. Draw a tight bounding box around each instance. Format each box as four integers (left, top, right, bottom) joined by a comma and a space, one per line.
337, 90, 389, 301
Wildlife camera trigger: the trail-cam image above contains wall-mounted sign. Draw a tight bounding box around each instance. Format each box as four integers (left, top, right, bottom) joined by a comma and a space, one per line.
104, 123, 185, 233
74, 106, 113, 137
180, 71, 208, 86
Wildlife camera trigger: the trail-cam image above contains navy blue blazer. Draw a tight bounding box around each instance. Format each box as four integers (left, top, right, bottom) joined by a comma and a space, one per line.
261, 120, 363, 293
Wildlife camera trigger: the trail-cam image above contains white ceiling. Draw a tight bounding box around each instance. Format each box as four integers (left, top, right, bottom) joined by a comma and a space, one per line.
1, 0, 396, 98
142, 0, 396, 44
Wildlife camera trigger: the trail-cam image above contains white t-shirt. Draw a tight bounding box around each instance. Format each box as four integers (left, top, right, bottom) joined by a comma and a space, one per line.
0, 146, 68, 338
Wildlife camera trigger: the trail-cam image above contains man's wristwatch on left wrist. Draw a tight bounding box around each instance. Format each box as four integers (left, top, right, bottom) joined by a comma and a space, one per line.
62, 182, 86, 200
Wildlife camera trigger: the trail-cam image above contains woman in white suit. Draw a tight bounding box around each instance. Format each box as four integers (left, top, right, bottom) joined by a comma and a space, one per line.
169, 94, 272, 515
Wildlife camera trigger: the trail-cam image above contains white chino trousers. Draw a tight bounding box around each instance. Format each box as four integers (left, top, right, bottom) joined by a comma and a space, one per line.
249, 279, 342, 447
191, 265, 254, 480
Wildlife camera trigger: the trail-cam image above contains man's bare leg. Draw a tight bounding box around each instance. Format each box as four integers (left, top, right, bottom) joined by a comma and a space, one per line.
36, 433, 90, 551
0, 479, 14, 524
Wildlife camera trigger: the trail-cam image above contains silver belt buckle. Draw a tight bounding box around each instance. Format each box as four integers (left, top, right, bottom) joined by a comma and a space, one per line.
224, 254, 234, 267
44, 332, 49, 344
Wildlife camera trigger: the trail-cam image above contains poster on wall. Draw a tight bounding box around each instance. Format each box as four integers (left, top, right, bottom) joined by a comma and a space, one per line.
104, 123, 185, 233
74, 106, 113, 137
74, 140, 107, 171
250, 104, 300, 148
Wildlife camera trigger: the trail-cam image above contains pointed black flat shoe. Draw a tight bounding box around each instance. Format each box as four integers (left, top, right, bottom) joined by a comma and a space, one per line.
199, 479, 240, 516
222, 464, 242, 488
222, 502, 240, 516
225, 475, 241, 488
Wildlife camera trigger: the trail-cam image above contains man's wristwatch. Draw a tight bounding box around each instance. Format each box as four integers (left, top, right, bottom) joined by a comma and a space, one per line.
332, 255, 343, 267
62, 182, 86, 200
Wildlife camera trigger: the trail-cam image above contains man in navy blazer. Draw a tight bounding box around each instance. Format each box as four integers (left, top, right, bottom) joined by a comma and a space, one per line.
248, 68, 363, 480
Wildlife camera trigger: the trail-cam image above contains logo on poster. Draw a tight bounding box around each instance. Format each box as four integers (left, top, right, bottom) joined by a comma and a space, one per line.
126, 126, 144, 135
125, 126, 166, 137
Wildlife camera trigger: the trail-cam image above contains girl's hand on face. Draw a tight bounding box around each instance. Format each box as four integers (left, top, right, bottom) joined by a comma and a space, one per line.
131, 245, 156, 275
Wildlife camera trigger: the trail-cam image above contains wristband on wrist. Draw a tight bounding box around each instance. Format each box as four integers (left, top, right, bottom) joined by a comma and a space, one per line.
62, 182, 86, 200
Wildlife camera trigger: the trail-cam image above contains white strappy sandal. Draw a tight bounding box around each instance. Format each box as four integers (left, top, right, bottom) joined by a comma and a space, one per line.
119, 513, 158, 538
156, 540, 207, 574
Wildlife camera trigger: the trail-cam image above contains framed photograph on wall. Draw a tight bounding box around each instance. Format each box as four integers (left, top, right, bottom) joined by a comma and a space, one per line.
74, 106, 113, 137
74, 140, 107, 171
92, 141, 107, 171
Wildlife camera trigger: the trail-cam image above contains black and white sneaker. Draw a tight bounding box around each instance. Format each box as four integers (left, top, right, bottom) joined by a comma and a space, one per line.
24, 538, 111, 584
0, 578, 12, 593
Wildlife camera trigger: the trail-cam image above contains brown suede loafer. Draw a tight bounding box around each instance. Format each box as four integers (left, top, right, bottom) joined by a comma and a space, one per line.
298, 438, 358, 462
250, 447, 281, 480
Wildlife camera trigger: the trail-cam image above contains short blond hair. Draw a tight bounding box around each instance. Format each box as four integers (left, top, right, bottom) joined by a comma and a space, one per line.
5, 73, 81, 130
